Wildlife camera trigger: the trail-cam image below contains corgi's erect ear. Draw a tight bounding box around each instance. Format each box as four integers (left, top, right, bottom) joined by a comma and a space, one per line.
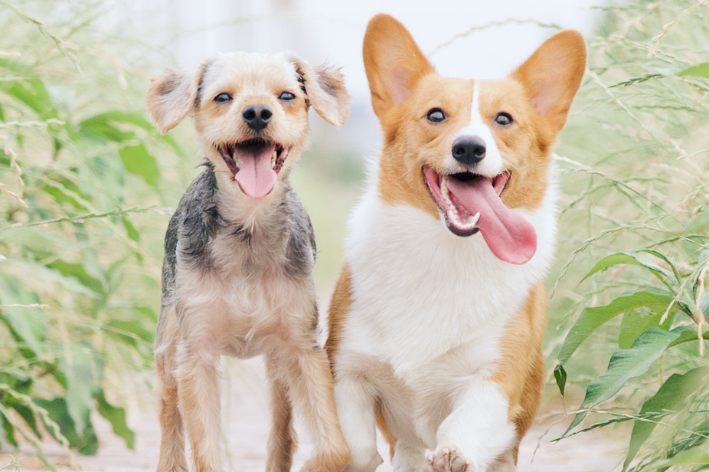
510, 30, 586, 135
289, 55, 351, 127
146, 61, 211, 134
363, 14, 434, 118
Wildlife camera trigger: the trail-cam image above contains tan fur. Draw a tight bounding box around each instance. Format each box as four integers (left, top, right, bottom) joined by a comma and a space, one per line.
328, 14, 586, 471
325, 264, 353, 366
148, 52, 351, 472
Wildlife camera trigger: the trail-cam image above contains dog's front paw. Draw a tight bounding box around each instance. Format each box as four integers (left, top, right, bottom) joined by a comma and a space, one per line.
424, 447, 472, 472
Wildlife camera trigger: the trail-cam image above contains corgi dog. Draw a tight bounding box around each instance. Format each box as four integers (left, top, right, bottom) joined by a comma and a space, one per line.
326, 14, 585, 472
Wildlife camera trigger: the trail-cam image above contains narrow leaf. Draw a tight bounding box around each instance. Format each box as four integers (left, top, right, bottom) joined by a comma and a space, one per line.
558, 291, 681, 365
580, 252, 673, 285
96, 391, 134, 449
554, 364, 567, 396
677, 63, 709, 78
650, 446, 709, 468
624, 367, 709, 470
566, 328, 682, 434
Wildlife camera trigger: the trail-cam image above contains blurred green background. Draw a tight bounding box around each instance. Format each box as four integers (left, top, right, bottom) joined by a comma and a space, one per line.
1, 0, 708, 470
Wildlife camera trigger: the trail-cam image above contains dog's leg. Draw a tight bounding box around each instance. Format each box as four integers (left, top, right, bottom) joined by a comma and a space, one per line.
156, 347, 188, 472
333, 374, 381, 472
266, 357, 298, 472
288, 348, 351, 472
392, 442, 425, 472
426, 380, 516, 472
175, 342, 223, 472
155, 308, 188, 472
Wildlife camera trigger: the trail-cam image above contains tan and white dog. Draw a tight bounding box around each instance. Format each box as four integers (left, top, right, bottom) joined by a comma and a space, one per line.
326, 15, 585, 472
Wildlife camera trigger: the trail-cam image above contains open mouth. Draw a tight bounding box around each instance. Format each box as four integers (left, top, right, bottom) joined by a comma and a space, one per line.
217, 138, 290, 199
422, 166, 537, 265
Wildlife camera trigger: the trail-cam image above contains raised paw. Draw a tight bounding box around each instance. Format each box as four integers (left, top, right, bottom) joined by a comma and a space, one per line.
424, 447, 472, 472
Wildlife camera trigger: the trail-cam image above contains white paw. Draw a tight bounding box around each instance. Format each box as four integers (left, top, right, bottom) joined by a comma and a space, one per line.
424, 447, 473, 472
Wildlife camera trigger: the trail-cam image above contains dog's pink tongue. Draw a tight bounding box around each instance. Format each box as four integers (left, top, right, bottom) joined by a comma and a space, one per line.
447, 177, 537, 265
234, 143, 277, 199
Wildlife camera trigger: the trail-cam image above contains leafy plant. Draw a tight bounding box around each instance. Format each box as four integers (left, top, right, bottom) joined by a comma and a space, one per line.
0, 0, 186, 465
550, 0, 709, 470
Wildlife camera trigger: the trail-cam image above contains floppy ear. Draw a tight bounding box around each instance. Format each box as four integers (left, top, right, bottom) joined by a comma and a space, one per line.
363, 14, 434, 118
290, 57, 351, 127
146, 61, 210, 134
510, 30, 586, 135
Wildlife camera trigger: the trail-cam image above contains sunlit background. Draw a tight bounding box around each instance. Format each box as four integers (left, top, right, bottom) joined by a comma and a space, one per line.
2, 1, 709, 471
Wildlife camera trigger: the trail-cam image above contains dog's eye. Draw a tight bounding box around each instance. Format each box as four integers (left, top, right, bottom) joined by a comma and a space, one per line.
495, 112, 513, 126
279, 91, 296, 101
426, 108, 446, 123
214, 93, 232, 103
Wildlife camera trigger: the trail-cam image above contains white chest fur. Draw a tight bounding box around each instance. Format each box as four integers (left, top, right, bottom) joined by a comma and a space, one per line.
335, 170, 558, 445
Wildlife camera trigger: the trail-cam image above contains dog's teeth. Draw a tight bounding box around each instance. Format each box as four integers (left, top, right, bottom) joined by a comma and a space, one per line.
271, 150, 277, 167
469, 212, 480, 226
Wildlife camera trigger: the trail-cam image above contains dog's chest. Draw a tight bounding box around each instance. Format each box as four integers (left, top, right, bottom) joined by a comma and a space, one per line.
176, 231, 314, 358
338, 184, 556, 372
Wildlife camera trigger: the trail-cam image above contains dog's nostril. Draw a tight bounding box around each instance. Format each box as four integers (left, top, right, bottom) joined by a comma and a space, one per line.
243, 106, 257, 122
453, 144, 466, 158
472, 143, 486, 158
261, 107, 272, 122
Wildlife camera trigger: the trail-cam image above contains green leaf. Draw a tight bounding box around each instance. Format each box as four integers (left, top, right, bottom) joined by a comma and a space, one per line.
46, 260, 106, 297
640, 250, 681, 284
96, 391, 134, 449
118, 144, 160, 188
0, 413, 18, 448
58, 343, 103, 437
580, 252, 674, 285
554, 363, 567, 396
105, 319, 154, 346
121, 216, 140, 242
558, 290, 683, 365
619, 309, 672, 349
5, 79, 58, 120
35, 398, 98, 455
79, 117, 135, 142
624, 367, 709, 470
650, 446, 709, 468
6, 401, 41, 439
0, 278, 48, 355
566, 328, 683, 434
677, 63, 709, 78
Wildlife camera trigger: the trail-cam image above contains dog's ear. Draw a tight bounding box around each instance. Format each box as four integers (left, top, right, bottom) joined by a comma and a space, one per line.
146, 61, 211, 134
510, 30, 586, 135
290, 57, 351, 127
363, 14, 434, 118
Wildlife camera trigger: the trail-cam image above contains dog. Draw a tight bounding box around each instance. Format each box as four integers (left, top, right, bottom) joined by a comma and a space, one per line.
326, 15, 585, 472
146, 52, 352, 472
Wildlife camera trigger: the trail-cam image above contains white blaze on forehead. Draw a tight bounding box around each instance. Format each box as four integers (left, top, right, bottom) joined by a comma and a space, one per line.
450, 81, 503, 177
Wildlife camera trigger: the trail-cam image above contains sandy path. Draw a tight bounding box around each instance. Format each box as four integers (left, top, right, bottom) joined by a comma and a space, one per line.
2, 357, 623, 472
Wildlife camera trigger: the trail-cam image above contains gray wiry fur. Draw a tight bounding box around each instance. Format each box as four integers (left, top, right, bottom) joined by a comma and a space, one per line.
158, 163, 317, 338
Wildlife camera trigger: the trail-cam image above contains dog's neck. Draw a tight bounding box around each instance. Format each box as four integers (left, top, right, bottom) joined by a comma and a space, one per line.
211, 167, 292, 238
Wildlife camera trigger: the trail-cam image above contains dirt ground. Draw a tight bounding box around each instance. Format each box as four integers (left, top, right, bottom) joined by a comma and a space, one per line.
2, 358, 624, 472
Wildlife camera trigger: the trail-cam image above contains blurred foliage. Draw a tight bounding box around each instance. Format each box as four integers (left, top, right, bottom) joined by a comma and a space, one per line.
1, 0, 708, 470
0, 0, 188, 466
549, 0, 709, 469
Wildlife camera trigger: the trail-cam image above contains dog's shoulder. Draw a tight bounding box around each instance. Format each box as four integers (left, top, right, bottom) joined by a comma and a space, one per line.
168, 166, 222, 264
282, 188, 317, 275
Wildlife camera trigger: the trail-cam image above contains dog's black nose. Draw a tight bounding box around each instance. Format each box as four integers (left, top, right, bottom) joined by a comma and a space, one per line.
452, 136, 486, 165
242, 105, 272, 132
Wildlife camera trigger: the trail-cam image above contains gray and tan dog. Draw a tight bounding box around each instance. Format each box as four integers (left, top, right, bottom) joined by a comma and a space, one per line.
146, 52, 351, 472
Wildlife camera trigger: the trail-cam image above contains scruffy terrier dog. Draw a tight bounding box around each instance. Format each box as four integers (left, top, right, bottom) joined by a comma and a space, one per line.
146, 52, 351, 472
